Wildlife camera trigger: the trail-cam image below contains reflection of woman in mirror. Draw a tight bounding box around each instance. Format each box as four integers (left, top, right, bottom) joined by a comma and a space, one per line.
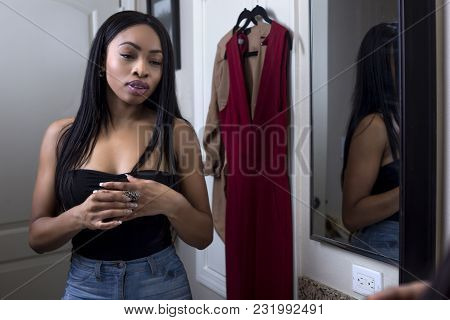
28, 11, 213, 299
341, 23, 399, 260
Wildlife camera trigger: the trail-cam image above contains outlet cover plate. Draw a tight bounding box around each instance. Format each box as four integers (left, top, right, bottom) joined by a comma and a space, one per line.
352, 265, 383, 296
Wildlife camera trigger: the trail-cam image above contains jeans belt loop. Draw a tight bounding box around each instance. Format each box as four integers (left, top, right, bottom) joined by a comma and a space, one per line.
95, 261, 102, 280
146, 256, 157, 275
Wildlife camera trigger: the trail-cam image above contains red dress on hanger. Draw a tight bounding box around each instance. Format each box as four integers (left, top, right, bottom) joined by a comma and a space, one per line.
220, 21, 293, 299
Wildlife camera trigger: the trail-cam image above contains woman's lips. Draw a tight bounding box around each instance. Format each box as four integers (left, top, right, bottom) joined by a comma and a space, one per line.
127, 85, 148, 96
126, 80, 149, 96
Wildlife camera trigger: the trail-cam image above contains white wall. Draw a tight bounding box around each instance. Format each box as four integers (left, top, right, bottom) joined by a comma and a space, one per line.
0, 0, 120, 299
176, 0, 299, 299
172, 0, 223, 299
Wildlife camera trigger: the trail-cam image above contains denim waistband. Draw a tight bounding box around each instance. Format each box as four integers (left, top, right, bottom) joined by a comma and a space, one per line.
70, 244, 175, 275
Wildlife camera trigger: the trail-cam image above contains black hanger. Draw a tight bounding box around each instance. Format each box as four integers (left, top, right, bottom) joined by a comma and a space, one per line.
232, 8, 258, 34
252, 5, 273, 24
246, 5, 292, 51
237, 5, 272, 33
225, 8, 258, 60
225, 5, 291, 60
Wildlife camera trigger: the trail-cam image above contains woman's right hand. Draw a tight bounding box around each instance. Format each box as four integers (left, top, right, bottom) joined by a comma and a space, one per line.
76, 189, 138, 230
368, 281, 428, 300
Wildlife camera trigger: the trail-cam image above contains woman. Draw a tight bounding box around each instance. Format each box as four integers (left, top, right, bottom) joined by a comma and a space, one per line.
28, 11, 213, 299
341, 23, 400, 260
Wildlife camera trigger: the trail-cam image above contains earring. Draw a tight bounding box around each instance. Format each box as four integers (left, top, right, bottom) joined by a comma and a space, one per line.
99, 69, 105, 77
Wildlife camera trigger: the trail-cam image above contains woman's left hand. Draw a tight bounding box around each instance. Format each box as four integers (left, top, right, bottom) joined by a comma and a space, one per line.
99, 174, 183, 221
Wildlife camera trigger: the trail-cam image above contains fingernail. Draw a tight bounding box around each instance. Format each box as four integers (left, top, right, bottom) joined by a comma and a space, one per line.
93, 190, 98, 193
99, 182, 104, 187
117, 220, 122, 224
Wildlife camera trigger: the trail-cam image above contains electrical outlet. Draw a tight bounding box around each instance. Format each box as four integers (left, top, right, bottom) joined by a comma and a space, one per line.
352, 265, 383, 296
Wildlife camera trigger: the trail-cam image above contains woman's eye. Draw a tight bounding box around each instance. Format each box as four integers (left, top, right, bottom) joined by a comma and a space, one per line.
149, 60, 162, 66
120, 54, 133, 59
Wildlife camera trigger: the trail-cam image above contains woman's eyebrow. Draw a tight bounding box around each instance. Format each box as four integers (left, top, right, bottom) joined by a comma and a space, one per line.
119, 41, 162, 53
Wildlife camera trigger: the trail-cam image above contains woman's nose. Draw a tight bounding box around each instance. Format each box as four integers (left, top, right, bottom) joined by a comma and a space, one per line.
132, 59, 148, 78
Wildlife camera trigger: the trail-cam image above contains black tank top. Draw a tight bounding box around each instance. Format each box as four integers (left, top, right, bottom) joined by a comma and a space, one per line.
60, 169, 179, 261
371, 160, 399, 222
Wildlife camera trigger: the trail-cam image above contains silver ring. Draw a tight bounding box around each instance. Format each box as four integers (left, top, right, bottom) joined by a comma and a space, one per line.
123, 190, 141, 202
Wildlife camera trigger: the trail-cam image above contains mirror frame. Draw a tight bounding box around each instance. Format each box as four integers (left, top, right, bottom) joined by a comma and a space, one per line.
309, 0, 437, 282
399, 0, 436, 283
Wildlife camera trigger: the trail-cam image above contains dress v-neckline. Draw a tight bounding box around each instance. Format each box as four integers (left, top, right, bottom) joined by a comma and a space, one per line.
231, 22, 276, 124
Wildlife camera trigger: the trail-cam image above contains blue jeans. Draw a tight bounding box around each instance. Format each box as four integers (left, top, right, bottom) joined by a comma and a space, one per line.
350, 220, 399, 261
62, 245, 192, 300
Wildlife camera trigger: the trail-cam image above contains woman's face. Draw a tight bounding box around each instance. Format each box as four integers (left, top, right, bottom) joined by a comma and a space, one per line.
104, 24, 163, 105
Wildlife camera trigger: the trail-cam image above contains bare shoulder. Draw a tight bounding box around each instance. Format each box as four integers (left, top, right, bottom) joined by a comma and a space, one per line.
173, 117, 194, 132
40, 117, 75, 160
172, 118, 201, 169
173, 118, 198, 144
353, 113, 388, 142
45, 117, 74, 141
48, 117, 74, 134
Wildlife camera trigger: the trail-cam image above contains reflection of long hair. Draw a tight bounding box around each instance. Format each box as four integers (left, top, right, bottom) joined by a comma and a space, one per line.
55, 11, 185, 210
342, 23, 399, 184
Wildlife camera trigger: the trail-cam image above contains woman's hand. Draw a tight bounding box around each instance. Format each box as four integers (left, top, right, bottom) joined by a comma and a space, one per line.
368, 281, 428, 300
77, 189, 137, 230
98, 174, 184, 221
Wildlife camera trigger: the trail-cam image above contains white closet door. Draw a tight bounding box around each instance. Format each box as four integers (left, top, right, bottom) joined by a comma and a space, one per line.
0, 0, 121, 299
191, 0, 297, 299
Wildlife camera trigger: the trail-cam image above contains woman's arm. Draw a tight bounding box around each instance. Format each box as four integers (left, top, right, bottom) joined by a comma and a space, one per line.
167, 119, 213, 249
29, 118, 85, 253
29, 118, 131, 253
342, 115, 399, 232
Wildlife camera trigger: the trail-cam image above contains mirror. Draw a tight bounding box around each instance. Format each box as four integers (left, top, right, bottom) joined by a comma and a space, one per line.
310, 0, 401, 263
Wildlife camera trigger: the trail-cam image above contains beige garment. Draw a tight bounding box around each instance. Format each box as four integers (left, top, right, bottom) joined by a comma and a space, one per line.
203, 23, 271, 241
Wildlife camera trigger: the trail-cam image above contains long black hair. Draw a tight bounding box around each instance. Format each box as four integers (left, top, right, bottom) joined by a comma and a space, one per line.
55, 11, 185, 211
341, 23, 399, 184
